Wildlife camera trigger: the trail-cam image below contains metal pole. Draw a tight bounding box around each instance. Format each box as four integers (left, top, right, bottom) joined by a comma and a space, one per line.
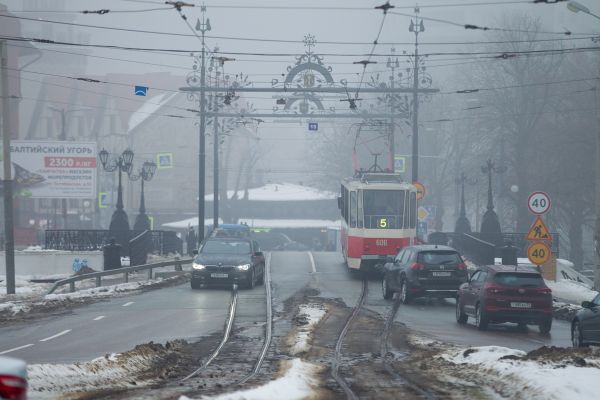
198, 29, 207, 242
1, 40, 15, 294
213, 75, 219, 229
595, 77, 600, 290
389, 62, 395, 171
60, 110, 67, 228
411, 20, 420, 183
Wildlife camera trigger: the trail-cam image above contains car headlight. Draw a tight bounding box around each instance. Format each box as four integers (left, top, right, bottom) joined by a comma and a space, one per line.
192, 262, 206, 270
236, 264, 251, 271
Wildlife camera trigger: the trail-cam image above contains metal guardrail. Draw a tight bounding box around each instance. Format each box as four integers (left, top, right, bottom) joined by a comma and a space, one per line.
47, 257, 194, 294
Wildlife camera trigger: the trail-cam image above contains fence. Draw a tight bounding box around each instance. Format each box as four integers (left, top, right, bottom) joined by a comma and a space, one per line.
44, 229, 183, 256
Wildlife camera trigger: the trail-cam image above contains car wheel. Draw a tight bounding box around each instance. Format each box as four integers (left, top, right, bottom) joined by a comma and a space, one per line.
245, 269, 255, 290
257, 267, 265, 285
191, 280, 201, 290
572, 321, 587, 347
400, 279, 411, 304
455, 298, 468, 324
382, 275, 393, 300
538, 318, 552, 334
475, 304, 488, 331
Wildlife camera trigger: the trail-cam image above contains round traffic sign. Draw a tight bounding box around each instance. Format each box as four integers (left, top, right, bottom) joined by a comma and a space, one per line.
527, 242, 551, 266
413, 182, 426, 200
528, 191, 551, 215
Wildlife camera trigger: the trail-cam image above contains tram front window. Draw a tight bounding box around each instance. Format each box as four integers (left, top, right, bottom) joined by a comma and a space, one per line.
363, 190, 405, 229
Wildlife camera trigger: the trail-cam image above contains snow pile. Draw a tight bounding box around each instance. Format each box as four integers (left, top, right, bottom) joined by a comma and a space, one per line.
547, 279, 598, 304
29, 341, 182, 398
181, 358, 320, 400
289, 304, 327, 355
442, 346, 600, 400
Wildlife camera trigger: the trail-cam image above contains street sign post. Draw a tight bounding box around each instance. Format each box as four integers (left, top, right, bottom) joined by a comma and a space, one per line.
528, 191, 551, 215
525, 216, 553, 241
527, 242, 551, 266
413, 181, 426, 200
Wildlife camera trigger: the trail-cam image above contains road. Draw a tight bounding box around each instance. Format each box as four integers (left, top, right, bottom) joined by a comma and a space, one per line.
0, 251, 573, 365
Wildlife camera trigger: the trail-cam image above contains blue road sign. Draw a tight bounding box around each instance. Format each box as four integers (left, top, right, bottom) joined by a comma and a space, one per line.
417, 221, 428, 238
135, 86, 148, 96
308, 122, 318, 131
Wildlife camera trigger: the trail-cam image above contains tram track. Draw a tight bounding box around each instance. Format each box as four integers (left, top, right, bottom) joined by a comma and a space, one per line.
332, 278, 368, 400
181, 252, 273, 386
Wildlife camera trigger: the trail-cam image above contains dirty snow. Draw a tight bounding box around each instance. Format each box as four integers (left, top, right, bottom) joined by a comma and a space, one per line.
442, 346, 600, 400
181, 358, 320, 400
290, 304, 327, 356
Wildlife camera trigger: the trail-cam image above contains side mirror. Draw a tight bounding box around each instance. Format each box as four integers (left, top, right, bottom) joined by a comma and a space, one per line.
582, 301, 593, 309
254, 251, 264, 257
192, 250, 198, 255
459, 282, 469, 290
385, 256, 394, 264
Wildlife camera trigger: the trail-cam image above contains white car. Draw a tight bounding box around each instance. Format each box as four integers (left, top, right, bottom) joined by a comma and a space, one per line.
0, 356, 27, 400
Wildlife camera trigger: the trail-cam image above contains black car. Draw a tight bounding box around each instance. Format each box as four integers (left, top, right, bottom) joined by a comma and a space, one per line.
381, 245, 468, 303
191, 237, 265, 290
572, 293, 600, 347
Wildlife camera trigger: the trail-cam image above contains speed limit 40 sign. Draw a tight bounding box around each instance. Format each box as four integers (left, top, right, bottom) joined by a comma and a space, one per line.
528, 192, 551, 215
527, 242, 551, 266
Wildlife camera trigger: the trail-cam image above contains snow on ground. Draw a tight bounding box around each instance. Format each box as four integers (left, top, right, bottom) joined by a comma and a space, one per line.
441, 346, 600, 400
0, 275, 185, 316
181, 358, 320, 400
289, 303, 327, 356
28, 342, 180, 398
547, 279, 598, 304
0, 274, 69, 301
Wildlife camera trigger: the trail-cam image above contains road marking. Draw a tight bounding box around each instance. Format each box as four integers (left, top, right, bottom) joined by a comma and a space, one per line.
39, 329, 72, 342
122, 302, 134, 307
0, 343, 34, 355
93, 316, 105, 321
307, 251, 316, 273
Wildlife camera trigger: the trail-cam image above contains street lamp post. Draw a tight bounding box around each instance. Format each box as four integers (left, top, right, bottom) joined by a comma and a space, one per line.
196, 8, 210, 242
480, 159, 506, 246
409, 7, 425, 183
128, 160, 157, 232
386, 49, 400, 170
98, 148, 134, 251
48, 105, 90, 228
567, 0, 600, 289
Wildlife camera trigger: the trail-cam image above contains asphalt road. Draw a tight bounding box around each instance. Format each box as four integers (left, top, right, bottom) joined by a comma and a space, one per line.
0, 250, 574, 365
311, 251, 573, 352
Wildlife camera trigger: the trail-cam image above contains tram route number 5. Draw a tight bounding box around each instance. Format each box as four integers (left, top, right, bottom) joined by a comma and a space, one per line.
528, 191, 551, 215
527, 242, 551, 266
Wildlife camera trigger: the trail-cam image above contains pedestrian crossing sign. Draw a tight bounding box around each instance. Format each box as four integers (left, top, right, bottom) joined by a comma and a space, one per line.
525, 216, 552, 241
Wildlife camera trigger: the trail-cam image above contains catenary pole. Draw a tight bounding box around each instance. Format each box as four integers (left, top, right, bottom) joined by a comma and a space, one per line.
1, 40, 15, 294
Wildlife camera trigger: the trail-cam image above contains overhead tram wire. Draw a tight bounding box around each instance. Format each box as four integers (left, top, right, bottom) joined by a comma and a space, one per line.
0, 12, 596, 46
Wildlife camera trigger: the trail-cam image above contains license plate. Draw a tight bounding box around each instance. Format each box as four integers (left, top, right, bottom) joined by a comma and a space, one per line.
432, 271, 451, 277
210, 273, 228, 278
510, 302, 532, 308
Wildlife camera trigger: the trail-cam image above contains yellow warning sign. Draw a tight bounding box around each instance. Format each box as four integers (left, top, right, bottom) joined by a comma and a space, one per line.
527, 242, 551, 266
525, 216, 553, 241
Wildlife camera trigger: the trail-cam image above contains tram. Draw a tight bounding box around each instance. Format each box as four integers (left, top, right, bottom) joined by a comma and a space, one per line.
339, 172, 417, 271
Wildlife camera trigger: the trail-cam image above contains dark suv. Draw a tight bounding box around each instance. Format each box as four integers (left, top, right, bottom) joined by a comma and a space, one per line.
191, 237, 265, 290
381, 245, 468, 303
456, 265, 553, 333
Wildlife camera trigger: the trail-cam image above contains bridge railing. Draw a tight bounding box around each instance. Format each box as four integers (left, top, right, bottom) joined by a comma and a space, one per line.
47, 257, 193, 294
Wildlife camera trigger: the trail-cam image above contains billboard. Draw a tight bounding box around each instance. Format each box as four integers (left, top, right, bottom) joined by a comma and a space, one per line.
3, 141, 97, 199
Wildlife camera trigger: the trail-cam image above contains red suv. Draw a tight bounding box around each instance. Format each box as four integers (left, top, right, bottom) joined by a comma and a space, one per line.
456, 265, 553, 333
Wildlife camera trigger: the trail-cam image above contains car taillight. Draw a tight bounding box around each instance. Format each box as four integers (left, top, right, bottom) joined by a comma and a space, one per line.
0, 375, 27, 400
537, 287, 552, 295
484, 283, 505, 294
411, 263, 425, 270
457, 262, 467, 270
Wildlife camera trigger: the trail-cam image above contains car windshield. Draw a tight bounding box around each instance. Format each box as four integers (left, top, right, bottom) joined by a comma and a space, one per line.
418, 251, 461, 265
494, 272, 544, 287
201, 240, 251, 255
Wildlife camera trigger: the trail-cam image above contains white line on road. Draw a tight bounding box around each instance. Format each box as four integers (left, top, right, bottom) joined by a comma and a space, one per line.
39, 329, 72, 342
93, 316, 105, 321
0, 344, 34, 355
307, 251, 317, 273
122, 302, 134, 307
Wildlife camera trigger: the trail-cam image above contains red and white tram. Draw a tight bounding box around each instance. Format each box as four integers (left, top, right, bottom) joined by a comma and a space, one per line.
339, 173, 417, 271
